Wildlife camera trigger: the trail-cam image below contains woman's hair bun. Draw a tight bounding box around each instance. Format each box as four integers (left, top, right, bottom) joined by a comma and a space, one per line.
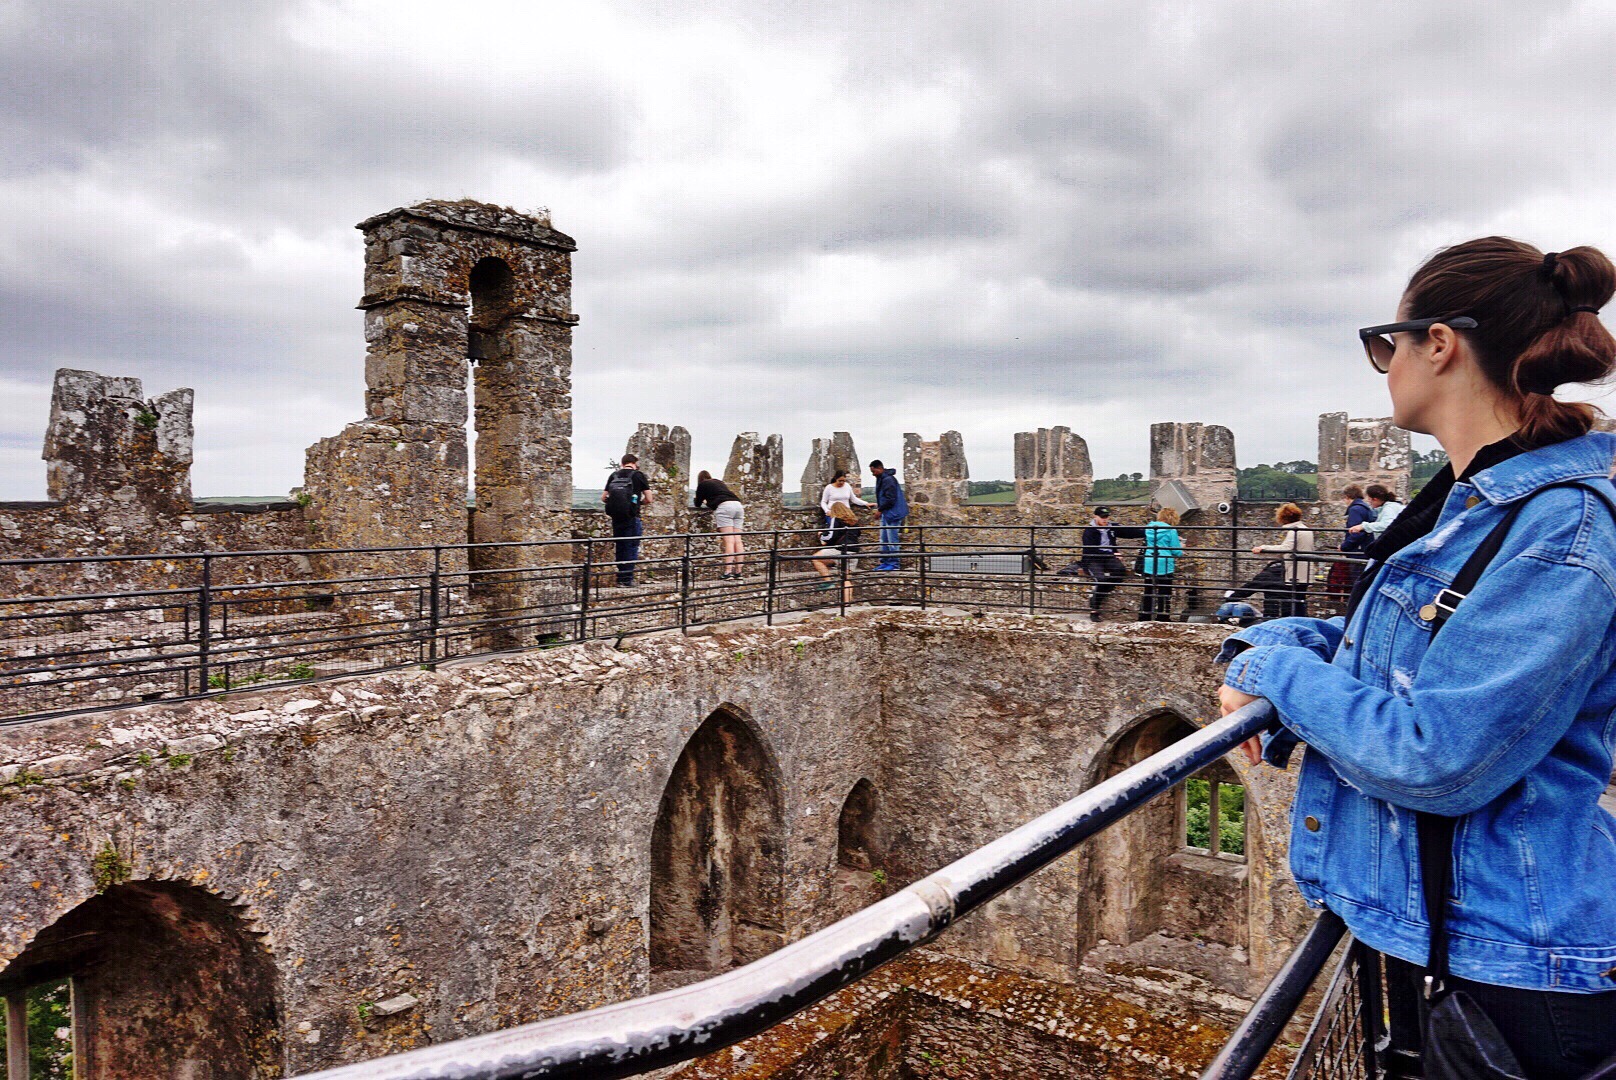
1514, 245, 1615, 396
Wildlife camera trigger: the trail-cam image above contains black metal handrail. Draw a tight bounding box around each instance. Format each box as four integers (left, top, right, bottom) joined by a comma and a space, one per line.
293, 700, 1278, 1080
1, 522, 1375, 725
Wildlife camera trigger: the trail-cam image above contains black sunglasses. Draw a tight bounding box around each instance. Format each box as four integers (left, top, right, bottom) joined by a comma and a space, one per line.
1358, 316, 1478, 374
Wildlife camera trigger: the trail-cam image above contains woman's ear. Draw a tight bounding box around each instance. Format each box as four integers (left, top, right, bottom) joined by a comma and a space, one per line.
1425, 322, 1465, 376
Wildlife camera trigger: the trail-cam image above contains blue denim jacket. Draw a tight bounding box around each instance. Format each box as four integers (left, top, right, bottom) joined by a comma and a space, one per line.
1218, 432, 1616, 992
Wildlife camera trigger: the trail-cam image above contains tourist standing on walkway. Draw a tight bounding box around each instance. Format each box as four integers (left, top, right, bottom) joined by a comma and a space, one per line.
1137, 507, 1183, 621
868, 459, 908, 571
1339, 484, 1375, 552
1329, 484, 1376, 601
1079, 506, 1141, 622
1252, 503, 1314, 617
692, 469, 746, 579
1218, 238, 1616, 1077
1348, 483, 1406, 541
602, 455, 652, 587
811, 502, 862, 602
819, 471, 870, 523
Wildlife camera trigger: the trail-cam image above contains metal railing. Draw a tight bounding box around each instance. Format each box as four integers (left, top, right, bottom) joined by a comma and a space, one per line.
295, 700, 1281, 1080
0, 523, 1369, 725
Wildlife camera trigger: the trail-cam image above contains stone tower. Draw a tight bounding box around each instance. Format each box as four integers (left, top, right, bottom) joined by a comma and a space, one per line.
303, 201, 577, 632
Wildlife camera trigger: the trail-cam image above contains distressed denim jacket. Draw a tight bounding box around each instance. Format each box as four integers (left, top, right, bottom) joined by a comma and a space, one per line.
1218, 432, 1616, 992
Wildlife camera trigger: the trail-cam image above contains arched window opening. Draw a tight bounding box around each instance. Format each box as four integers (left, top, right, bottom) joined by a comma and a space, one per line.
1090, 711, 1250, 952
837, 779, 880, 872
0, 880, 281, 1079
650, 707, 786, 981
467, 256, 519, 354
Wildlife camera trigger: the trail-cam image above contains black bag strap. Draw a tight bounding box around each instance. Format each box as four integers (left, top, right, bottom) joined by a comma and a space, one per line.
1418, 480, 1616, 998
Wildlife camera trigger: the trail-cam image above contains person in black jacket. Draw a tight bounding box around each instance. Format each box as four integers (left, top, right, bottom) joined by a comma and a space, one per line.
692, 470, 746, 578
1078, 506, 1144, 622
602, 455, 652, 586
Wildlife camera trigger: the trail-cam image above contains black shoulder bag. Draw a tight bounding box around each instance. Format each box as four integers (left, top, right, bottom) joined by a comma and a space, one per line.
1418, 481, 1616, 1080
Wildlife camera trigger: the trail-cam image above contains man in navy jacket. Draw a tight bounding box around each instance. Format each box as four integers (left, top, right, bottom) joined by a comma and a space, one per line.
869, 460, 908, 571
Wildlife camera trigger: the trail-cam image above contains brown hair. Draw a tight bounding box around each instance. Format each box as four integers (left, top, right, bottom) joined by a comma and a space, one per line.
1365, 483, 1395, 502
1154, 506, 1180, 526
1276, 503, 1304, 525
697, 469, 712, 483
1403, 237, 1616, 447
1341, 484, 1365, 501
828, 502, 857, 524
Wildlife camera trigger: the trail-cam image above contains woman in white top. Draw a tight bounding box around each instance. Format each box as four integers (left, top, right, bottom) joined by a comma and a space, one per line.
820, 471, 870, 520
1252, 501, 1315, 617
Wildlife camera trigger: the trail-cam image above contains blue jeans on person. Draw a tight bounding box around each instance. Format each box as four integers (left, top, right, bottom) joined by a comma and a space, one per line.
610, 514, 642, 585
878, 512, 905, 569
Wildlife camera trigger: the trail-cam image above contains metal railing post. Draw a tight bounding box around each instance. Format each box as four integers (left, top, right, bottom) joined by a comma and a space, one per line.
578, 540, 593, 641
1027, 526, 1038, 615
765, 531, 780, 625
198, 554, 212, 692
839, 549, 848, 617
1228, 502, 1240, 599
427, 546, 441, 663
917, 527, 927, 609
680, 535, 692, 633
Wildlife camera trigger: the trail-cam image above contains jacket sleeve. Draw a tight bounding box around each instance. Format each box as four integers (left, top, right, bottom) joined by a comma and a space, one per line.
1223, 553, 1616, 814
1167, 528, 1183, 560
1215, 616, 1345, 663
1255, 525, 1299, 554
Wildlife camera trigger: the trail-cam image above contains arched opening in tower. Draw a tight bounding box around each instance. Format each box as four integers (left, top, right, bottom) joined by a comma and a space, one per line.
650, 706, 786, 978
837, 778, 881, 872
1089, 711, 1250, 952
0, 879, 281, 1079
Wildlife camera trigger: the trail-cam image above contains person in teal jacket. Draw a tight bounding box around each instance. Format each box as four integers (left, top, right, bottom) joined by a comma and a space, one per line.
1137, 506, 1183, 621
1217, 238, 1616, 1078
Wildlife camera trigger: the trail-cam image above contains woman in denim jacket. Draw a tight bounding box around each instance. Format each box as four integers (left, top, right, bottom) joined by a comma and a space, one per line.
1217, 239, 1616, 1078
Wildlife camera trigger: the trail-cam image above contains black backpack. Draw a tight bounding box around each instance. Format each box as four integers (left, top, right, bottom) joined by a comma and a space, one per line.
605, 469, 640, 516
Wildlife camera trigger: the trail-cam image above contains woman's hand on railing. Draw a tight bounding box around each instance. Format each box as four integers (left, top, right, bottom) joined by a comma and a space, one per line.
1219, 684, 1265, 765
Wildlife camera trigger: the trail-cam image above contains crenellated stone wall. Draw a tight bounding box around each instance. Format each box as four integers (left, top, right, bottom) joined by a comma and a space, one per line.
624, 423, 693, 525
902, 431, 969, 509
1316, 412, 1412, 502
801, 432, 862, 506
1014, 426, 1093, 510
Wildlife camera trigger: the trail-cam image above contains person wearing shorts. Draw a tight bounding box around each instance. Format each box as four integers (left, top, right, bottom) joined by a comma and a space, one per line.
693, 470, 746, 579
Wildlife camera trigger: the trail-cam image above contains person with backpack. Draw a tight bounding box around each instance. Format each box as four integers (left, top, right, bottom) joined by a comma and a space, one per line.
601, 454, 652, 586
1137, 506, 1183, 621
1216, 239, 1616, 1078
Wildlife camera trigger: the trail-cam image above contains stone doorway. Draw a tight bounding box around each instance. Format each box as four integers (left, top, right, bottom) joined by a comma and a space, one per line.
0, 880, 281, 1079
650, 706, 786, 983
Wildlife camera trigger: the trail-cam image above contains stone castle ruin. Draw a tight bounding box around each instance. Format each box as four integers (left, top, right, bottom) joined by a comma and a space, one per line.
0, 200, 1435, 1078
0, 200, 1418, 583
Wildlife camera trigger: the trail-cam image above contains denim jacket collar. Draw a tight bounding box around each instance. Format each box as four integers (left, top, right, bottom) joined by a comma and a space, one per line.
1466, 432, 1616, 505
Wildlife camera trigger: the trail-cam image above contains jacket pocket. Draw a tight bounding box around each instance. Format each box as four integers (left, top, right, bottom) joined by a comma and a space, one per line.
1365, 577, 1441, 686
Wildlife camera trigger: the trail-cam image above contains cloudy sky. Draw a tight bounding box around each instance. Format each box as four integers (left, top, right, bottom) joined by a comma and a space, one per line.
4, 0, 1616, 499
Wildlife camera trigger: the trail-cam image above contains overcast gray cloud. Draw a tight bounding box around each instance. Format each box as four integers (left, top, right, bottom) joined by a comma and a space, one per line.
4, 0, 1616, 500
